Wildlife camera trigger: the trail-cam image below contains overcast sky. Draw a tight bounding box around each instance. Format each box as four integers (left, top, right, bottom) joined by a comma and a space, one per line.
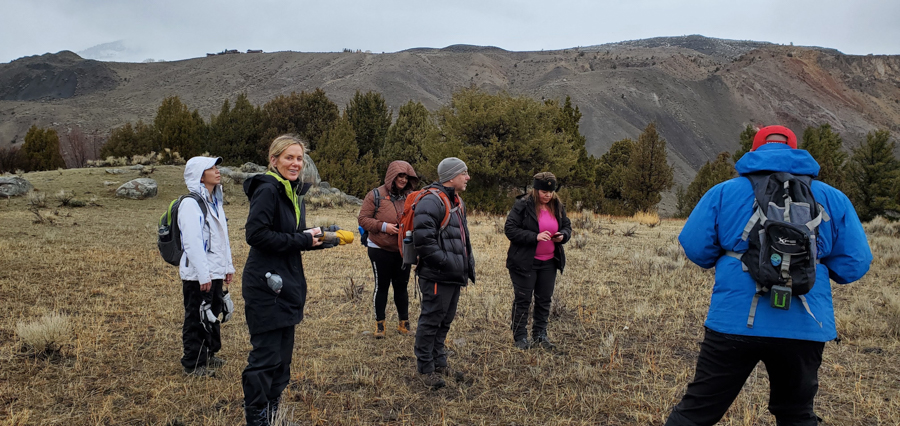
2, 0, 898, 63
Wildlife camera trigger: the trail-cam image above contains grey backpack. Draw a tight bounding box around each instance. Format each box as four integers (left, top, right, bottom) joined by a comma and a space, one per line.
158, 193, 208, 266
727, 172, 829, 328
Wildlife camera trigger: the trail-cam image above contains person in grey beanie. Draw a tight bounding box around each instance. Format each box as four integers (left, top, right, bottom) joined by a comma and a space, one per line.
413, 157, 476, 389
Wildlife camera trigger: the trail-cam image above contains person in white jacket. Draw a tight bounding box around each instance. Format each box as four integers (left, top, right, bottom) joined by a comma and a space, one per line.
179, 156, 236, 377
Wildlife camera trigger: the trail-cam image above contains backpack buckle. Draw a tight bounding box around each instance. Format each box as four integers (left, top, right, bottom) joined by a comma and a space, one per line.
770, 285, 792, 310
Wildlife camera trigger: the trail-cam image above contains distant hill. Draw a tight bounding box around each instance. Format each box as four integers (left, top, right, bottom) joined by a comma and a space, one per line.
2, 35, 898, 207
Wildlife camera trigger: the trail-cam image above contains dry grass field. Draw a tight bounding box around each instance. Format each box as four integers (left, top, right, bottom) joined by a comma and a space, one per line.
1, 166, 899, 425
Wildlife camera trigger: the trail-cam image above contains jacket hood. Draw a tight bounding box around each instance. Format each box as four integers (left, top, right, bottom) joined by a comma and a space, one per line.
184, 156, 223, 199
734, 144, 820, 177
384, 160, 419, 192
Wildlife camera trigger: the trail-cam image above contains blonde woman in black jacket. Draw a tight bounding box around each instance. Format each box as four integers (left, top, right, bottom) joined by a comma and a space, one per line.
504, 172, 571, 350
241, 135, 322, 426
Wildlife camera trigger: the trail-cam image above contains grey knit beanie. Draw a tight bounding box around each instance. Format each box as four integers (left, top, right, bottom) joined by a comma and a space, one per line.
437, 157, 467, 183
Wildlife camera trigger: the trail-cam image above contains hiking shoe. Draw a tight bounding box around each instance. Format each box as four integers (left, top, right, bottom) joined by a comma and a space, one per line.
419, 371, 446, 389
375, 320, 386, 339
435, 365, 466, 382
514, 338, 531, 350
398, 320, 411, 335
207, 355, 226, 369
184, 365, 215, 377
533, 334, 556, 350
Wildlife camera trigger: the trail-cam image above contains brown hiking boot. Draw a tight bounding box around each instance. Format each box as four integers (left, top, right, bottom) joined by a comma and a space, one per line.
375, 320, 386, 339
419, 371, 446, 389
435, 365, 466, 382
398, 320, 411, 335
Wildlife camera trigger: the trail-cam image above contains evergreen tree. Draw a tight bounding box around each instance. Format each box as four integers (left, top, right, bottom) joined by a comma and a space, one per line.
312, 118, 379, 197
345, 90, 392, 158
623, 123, 674, 212
675, 151, 736, 218
22, 125, 65, 171
733, 124, 756, 162
425, 88, 579, 213
382, 100, 434, 173
551, 96, 603, 211
597, 138, 633, 215
153, 96, 207, 157
846, 129, 899, 221
801, 123, 847, 191
209, 93, 263, 163
259, 89, 340, 160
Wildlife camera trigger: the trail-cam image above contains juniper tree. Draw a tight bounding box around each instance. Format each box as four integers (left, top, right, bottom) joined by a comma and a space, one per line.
623, 123, 674, 212
260, 89, 340, 158
597, 138, 633, 215
345, 90, 392, 159
423, 88, 579, 213
209, 93, 263, 163
153, 96, 207, 157
733, 124, 757, 162
801, 123, 847, 191
382, 100, 434, 174
312, 118, 379, 198
846, 129, 899, 221
22, 125, 65, 171
675, 151, 736, 218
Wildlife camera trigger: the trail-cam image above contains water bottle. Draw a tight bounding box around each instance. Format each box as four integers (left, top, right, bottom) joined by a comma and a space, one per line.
402, 231, 418, 265
265, 272, 283, 294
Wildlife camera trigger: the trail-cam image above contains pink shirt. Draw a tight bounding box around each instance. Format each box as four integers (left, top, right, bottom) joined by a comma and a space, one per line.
535, 209, 558, 261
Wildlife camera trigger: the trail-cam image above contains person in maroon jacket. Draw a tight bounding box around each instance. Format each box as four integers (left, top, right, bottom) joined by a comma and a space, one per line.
357, 160, 420, 338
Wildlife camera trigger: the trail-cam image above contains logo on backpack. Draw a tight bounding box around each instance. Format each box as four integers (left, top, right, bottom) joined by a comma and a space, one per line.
397, 186, 459, 267
158, 193, 208, 266
731, 172, 829, 328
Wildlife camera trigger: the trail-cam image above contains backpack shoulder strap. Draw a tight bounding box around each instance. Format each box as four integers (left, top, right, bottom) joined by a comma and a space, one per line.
185, 192, 209, 220
424, 188, 453, 229
372, 188, 382, 209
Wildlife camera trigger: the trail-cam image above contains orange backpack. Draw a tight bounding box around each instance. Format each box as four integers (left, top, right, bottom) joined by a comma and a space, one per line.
397, 187, 455, 266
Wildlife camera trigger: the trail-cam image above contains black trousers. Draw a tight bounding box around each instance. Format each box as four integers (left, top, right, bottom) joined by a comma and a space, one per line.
242, 325, 295, 408
181, 279, 223, 369
414, 281, 460, 374
510, 259, 557, 341
367, 247, 411, 321
665, 328, 825, 426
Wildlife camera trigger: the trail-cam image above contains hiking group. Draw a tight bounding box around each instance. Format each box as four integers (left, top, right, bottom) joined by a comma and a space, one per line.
164, 125, 871, 426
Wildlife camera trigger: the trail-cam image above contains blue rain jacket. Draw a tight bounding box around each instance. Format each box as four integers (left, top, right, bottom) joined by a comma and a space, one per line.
679, 144, 871, 342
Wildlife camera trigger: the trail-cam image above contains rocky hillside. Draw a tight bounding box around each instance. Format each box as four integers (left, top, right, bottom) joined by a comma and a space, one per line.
1, 35, 898, 189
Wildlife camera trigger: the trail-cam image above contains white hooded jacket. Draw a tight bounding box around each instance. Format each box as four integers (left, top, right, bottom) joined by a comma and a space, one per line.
178, 156, 235, 283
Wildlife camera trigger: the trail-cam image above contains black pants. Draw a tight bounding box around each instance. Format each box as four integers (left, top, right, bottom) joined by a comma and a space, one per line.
181, 279, 223, 369
242, 325, 295, 408
368, 247, 411, 321
414, 281, 460, 374
510, 259, 557, 341
665, 328, 825, 426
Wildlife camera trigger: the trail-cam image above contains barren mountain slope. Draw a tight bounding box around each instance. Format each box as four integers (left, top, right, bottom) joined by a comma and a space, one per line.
1, 37, 898, 191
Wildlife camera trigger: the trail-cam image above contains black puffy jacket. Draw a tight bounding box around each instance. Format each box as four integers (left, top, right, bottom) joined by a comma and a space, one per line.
504, 195, 572, 274
241, 172, 317, 335
412, 183, 475, 286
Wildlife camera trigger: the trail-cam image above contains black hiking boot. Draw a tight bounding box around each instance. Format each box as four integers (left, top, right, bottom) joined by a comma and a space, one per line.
245, 404, 269, 426
514, 338, 531, 350
533, 334, 555, 350
183, 365, 215, 377
207, 355, 226, 369
419, 371, 446, 390
435, 365, 466, 382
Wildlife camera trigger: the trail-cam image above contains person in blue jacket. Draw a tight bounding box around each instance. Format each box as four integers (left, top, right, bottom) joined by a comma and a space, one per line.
665, 126, 872, 426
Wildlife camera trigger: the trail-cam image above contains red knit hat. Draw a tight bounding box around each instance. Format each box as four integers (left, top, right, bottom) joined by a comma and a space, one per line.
751, 125, 798, 151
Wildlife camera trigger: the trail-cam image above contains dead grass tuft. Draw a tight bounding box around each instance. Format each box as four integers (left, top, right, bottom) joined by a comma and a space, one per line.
15, 312, 73, 358
632, 210, 661, 227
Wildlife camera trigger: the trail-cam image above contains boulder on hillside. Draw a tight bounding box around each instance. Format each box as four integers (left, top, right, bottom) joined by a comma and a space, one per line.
241, 162, 266, 173
0, 176, 32, 197
116, 178, 158, 199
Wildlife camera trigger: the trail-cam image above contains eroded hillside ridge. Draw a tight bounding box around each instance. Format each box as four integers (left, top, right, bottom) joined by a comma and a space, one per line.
0, 36, 898, 187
